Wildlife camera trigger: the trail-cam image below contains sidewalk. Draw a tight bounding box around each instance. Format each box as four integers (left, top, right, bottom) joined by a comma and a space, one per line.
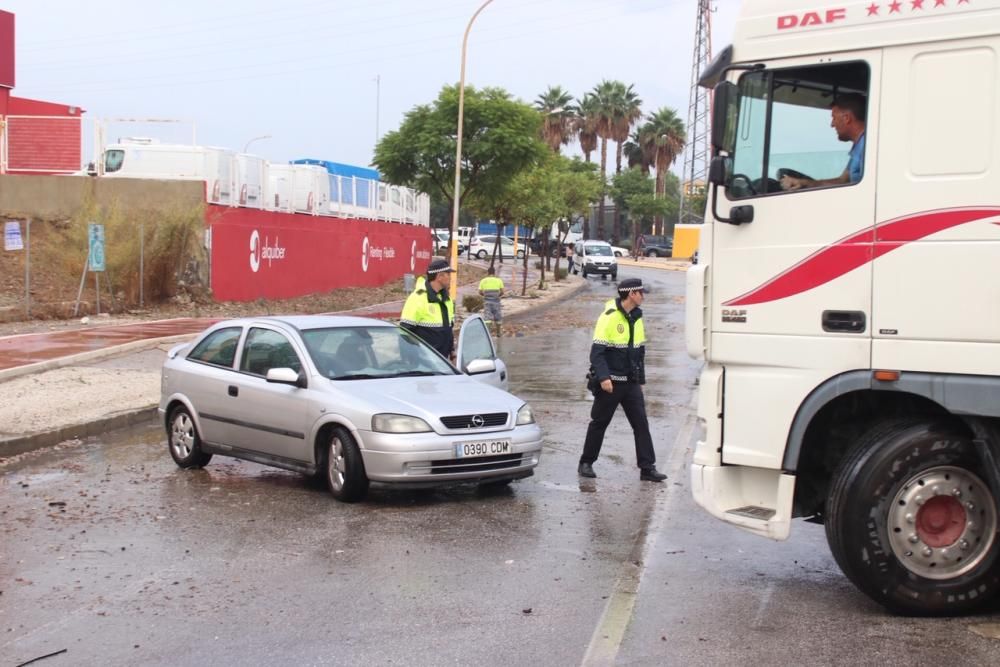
0, 262, 586, 458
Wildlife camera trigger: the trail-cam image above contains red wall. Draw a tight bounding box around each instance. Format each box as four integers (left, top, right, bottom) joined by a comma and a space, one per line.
5, 115, 82, 172
207, 206, 434, 302
0, 11, 13, 90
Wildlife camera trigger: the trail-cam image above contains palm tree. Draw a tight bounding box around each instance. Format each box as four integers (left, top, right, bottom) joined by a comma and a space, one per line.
590, 80, 620, 240
644, 107, 686, 235
623, 128, 655, 174
609, 83, 643, 176
534, 85, 575, 153
574, 94, 600, 164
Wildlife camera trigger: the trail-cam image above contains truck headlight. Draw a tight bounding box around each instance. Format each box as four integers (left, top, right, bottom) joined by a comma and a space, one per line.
372, 413, 432, 433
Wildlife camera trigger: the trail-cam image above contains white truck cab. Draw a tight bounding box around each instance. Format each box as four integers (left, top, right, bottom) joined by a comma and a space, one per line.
689, 0, 1000, 615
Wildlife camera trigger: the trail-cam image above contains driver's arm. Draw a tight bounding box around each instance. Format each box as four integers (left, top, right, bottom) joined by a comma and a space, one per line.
781, 169, 850, 191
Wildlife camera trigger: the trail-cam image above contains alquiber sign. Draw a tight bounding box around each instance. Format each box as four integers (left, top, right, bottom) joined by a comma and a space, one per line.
207, 207, 432, 301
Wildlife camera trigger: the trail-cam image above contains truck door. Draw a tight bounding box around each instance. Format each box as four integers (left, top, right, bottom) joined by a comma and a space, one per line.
709, 53, 880, 468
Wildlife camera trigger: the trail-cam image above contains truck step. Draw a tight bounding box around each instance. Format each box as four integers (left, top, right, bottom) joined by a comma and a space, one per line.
726, 505, 776, 521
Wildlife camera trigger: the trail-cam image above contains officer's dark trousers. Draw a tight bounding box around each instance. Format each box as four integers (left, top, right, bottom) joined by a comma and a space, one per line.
580, 381, 655, 469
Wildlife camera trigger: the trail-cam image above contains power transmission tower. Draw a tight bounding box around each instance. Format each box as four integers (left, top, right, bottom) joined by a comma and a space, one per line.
678, 0, 713, 226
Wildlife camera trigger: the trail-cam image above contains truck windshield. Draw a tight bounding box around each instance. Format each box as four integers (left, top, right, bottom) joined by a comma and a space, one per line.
104, 149, 125, 173
728, 61, 870, 199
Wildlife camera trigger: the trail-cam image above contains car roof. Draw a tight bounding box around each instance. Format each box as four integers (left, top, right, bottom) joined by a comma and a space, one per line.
209, 315, 397, 332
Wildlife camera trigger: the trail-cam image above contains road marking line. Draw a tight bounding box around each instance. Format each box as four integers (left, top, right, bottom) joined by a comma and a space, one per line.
581, 411, 697, 666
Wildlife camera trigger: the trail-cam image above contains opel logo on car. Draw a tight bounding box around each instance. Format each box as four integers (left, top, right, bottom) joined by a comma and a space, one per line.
471, 415, 485, 428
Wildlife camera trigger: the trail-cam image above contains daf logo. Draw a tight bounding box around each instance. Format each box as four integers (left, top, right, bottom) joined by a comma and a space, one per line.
471, 415, 485, 428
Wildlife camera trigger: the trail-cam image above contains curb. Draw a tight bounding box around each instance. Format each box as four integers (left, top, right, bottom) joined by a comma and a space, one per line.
0, 334, 196, 384
0, 406, 159, 459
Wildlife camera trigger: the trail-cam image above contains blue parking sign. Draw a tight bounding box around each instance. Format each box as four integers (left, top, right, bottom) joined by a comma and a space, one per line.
4, 221, 23, 251
88, 223, 105, 272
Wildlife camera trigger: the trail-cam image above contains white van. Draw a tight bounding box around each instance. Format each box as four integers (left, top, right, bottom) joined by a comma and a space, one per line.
572, 240, 617, 279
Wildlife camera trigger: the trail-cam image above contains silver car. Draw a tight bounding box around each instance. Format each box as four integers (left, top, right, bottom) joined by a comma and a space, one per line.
159, 315, 541, 502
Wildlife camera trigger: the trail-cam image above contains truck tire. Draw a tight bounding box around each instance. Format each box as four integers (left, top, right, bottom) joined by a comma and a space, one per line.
825, 419, 1000, 615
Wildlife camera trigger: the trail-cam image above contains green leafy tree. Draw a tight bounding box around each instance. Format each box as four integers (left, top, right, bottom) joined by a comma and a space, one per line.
373, 84, 546, 248
611, 168, 675, 253
505, 160, 564, 293
551, 158, 601, 279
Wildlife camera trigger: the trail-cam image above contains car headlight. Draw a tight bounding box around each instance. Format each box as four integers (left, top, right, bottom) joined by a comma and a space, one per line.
516, 404, 535, 425
372, 413, 432, 433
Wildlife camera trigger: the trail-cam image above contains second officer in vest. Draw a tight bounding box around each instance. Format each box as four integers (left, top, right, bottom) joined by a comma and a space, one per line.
400, 257, 456, 359
578, 278, 667, 482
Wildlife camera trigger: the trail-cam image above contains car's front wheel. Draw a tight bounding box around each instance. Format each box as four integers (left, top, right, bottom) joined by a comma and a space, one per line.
167, 406, 213, 469
476, 250, 487, 260
826, 420, 1000, 615
325, 426, 369, 502
646, 249, 660, 258
516, 250, 525, 259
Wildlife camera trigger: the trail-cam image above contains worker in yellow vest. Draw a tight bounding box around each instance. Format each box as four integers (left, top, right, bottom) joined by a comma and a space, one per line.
477, 265, 505, 337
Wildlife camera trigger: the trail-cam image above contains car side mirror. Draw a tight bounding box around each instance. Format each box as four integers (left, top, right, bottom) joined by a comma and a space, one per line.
464, 358, 497, 375
266, 367, 306, 388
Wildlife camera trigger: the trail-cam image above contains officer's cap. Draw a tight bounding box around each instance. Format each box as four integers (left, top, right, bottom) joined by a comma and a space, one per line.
427, 258, 456, 274
617, 277, 647, 294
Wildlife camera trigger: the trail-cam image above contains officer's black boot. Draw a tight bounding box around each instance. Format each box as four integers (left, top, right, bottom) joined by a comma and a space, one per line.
578, 462, 596, 478
639, 467, 667, 482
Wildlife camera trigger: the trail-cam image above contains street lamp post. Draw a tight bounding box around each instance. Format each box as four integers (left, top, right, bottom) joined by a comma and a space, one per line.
243, 134, 272, 153
449, 0, 495, 300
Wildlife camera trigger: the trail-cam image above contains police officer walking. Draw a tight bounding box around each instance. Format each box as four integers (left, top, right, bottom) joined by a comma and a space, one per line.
400, 257, 456, 359
578, 277, 667, 482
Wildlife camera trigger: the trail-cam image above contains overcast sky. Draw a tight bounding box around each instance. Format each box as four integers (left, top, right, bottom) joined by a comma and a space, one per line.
3, 0, 739, 169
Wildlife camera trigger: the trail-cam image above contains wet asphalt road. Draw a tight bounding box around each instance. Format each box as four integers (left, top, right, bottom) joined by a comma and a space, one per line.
4, 267, 1000, 666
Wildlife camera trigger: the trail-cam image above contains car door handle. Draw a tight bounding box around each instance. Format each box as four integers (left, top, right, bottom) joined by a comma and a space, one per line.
228, 385, 239, 397
822, 310, 866, 333
500, 370, 506, 381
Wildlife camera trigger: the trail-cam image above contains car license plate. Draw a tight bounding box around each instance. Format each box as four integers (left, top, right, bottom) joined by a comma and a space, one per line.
455, 439, 511, 458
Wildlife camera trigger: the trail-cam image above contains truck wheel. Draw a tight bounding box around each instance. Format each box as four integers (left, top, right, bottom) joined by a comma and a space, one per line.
825, 419, 1000, 615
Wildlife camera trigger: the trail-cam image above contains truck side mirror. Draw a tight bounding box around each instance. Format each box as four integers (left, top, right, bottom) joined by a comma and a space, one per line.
711, 81, 738, 155
708, 156, 730, 186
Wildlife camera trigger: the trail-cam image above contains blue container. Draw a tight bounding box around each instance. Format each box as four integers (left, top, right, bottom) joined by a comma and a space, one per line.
292, 159, 380, 181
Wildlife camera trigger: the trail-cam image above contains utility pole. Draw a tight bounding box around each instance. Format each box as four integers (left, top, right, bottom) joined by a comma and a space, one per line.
374, 74, 381, 146
678, 0, 713, 226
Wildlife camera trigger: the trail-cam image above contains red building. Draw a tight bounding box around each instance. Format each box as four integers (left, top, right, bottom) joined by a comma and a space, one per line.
1, 10, 85, 175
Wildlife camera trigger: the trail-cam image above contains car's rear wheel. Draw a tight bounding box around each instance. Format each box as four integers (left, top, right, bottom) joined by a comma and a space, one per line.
325, 426, 369, 502
516, 250, 524, 259
646, 249, 659, 257
167, 406, 212, 469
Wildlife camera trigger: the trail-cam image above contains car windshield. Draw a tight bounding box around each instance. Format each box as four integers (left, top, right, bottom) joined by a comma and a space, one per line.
300, 326, 457, 381
585, 244, 612, 256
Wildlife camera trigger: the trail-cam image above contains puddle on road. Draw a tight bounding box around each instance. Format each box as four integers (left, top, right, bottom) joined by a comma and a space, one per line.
969, 623, 1000, 641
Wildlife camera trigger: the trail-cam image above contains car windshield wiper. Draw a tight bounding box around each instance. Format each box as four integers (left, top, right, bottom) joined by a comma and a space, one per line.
332, 373, 379, 381
385, 370, 441, 378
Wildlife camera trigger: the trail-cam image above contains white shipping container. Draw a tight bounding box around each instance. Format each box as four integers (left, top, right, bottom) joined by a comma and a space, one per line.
102, 142, 236, 205
266, 163, 329, 214
235, 153, 266, 209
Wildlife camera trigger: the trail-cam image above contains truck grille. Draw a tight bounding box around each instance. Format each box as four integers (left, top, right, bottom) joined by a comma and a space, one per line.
440, 412, 508, 429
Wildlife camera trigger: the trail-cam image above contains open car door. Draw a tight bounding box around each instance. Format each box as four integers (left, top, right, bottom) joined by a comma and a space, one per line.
456, 315, 508, 391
